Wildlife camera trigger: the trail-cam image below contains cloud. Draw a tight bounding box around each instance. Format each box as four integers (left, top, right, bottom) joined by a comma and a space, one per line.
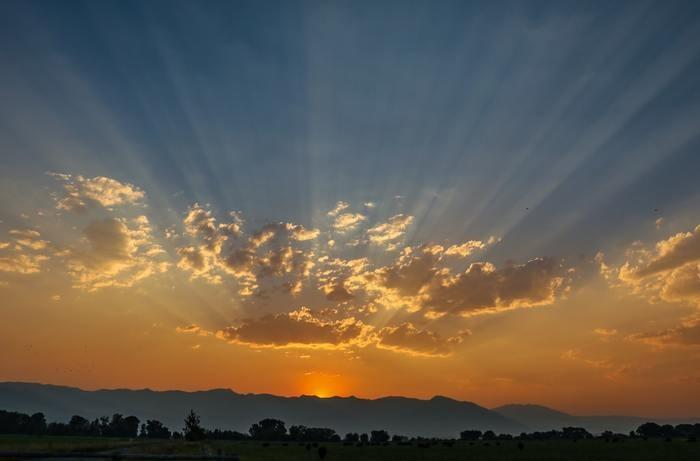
376, 323, 469, 357
175, 324, 212, 336
175, 324, 202, 334
0, 253, 49, 274
422, 258, 567, 316
366, 214, 413, 246
0, 229, 51, 274
9, 229, 49, 250
317, 243, 568, 316
176, 206, 317, 296
285, 223, 320, 241
49, 173, 145, 211
625, 224, 700, 279
605, 224, 700, 308
183, 308, 464, 357
628, 317, 700, 347
327, 201, 367, 231
332, 212, 367, 231
176, 203, 243, 285
593, 328, 618, 337
444, 240, 486, 257
183, 203, 231, 254
323, 282, 355, 302
327, 201, 349, 217
216, 307, 373, 350
67, 216, 169, 291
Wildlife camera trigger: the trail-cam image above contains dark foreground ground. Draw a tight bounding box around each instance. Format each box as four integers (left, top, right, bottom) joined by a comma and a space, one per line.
2, 435, 700, 461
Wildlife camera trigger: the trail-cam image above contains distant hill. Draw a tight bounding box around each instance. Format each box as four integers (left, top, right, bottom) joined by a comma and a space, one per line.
0, 382, 522, 437
493, 404, 700, 434
2, 383, 697, 437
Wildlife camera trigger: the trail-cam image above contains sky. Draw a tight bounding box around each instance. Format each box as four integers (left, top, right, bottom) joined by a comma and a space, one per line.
1, 0, 700, 418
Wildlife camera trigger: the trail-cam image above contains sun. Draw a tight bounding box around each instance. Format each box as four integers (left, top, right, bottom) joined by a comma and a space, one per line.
299, 373, 345, 398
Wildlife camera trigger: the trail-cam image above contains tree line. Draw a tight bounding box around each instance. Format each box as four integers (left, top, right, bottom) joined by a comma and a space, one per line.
1, 408, 699, 442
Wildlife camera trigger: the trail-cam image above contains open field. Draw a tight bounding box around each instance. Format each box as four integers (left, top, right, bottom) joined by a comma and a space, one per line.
2, 436, 700, 461
0, 435, 143, 454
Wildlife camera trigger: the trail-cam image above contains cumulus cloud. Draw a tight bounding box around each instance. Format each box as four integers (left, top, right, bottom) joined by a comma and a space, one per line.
625, 224, 700, 279
422, 258, 567, 316
285, 223, 320, 241
174, 324, 212, 336
0, 253, 49, 274
444, 240, 486, 257
598, 224, 700, 348
323, 282, 355, 302
49, 173, 145, 211
593, 328, 618, 337
376, 323, 469, 357
327, 201, 349, 217
327, 201, 366, 231
9, 229, 49, 250
0, 229, 51, 274
336, 244, 567, 316
176, 205, 317, 296
67, 216, 168, 291
604, 224, 700, 308
332, 212, 367, 231
179, 308, 465, 357
366, 214, 413, 246
628, 317, 700, 347
216, 307, 373, 350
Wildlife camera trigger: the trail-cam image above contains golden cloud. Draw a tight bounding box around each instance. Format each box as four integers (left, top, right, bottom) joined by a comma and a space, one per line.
67, 216, 169, 291
179, 308, 465, 357
49, 172, 145, 211
376, 322, 469, 357
176, 206, 318, 296
628, 317, 700, 347
423, 258, 567, 316
606, 224, 700, 308
0, 229, 51, 274
216, 307, 373, 350
366, 214, 413, 246
327, 245, 567, 316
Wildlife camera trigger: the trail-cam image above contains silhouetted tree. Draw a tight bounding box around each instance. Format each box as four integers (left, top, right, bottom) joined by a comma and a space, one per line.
344, 432, 359, 443
27, 413, 47, 435
482, 430, 496, 440
636, 422, 662, 438
249, 418, 287, 441
289, 425, 338, 442
184, 410, 205, 441
207, 428, 248, 440
69, 415, 90, 435
360, 433, 369, 444
460, 430, 482, 440
562, 427, 592, 440
370, 430, 390, 444
0, 410, 31, 434
142, 419, 171, 439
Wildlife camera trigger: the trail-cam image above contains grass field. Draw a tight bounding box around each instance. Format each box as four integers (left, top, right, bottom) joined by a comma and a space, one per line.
2, 435, 700, 460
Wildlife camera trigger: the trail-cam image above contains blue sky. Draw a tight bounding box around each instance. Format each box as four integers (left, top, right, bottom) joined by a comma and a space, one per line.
2, 0, 699, 262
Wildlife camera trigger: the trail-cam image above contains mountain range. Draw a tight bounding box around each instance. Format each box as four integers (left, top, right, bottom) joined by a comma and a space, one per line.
1, 382, 697, 437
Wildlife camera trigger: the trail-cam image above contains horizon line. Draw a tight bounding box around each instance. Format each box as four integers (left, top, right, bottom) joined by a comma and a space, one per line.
2, 380, 699, 421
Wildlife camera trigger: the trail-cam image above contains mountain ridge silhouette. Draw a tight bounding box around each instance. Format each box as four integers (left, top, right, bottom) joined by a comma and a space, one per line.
1, 382, 697, 436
